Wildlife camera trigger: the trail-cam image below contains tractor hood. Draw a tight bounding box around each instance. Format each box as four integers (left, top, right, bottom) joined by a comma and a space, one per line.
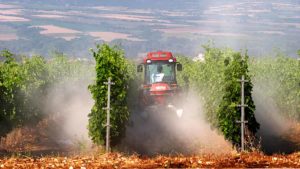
149, 83, 173, 96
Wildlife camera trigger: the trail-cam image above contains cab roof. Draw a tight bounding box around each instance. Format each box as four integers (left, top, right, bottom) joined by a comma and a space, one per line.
143, 51, 176, 63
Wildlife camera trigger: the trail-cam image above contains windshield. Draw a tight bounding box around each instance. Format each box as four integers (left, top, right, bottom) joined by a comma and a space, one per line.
145, 62, 176, 84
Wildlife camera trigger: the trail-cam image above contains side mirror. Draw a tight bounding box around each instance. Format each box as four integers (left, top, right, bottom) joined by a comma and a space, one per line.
137, 64, 143, 72
177, 63, 182, 71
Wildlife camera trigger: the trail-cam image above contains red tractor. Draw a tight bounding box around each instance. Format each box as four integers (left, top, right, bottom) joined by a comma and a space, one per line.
137, 51, 183, 118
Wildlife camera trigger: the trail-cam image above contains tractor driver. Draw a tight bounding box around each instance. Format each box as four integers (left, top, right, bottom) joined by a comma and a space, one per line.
152, 65, 164, 83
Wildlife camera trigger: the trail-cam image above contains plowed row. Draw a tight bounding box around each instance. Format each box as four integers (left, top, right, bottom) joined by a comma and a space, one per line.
1, 152, 300, 168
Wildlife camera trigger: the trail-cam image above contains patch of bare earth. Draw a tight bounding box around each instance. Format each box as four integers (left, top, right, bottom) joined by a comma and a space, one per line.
282, 122, 300, 147
0, 152, 300, 168
0, 118, 72, 155
0, 33, 17, 41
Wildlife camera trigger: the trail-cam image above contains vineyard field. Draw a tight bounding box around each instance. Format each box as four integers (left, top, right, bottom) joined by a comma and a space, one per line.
0, 45, 300, 168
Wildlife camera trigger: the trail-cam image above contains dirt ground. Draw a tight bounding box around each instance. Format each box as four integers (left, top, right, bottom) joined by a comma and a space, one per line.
0, 118, 300, 168
0, 152, 300, 168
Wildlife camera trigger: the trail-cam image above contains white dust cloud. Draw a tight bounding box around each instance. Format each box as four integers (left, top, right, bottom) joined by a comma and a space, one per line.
121, 90, 233, 155
43, 80, 93, 149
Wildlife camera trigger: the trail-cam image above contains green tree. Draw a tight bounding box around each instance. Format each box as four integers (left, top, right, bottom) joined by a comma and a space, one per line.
249, 55, 300, 120
177, 46, 236, 126
217, 52, 259, 148
0, 50, 23, 136
0, 49, 95, 138
20, 56, 49, 122
88, 44, 130, 146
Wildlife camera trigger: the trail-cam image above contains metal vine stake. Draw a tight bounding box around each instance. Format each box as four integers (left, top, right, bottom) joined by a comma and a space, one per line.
103, 77, 115, 153
237, 75, 248, 151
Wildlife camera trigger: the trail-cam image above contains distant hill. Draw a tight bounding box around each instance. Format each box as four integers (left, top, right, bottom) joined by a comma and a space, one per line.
0, 0, 299, 58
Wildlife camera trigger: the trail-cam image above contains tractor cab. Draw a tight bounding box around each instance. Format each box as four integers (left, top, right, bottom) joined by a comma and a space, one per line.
137, 51, 182, 106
